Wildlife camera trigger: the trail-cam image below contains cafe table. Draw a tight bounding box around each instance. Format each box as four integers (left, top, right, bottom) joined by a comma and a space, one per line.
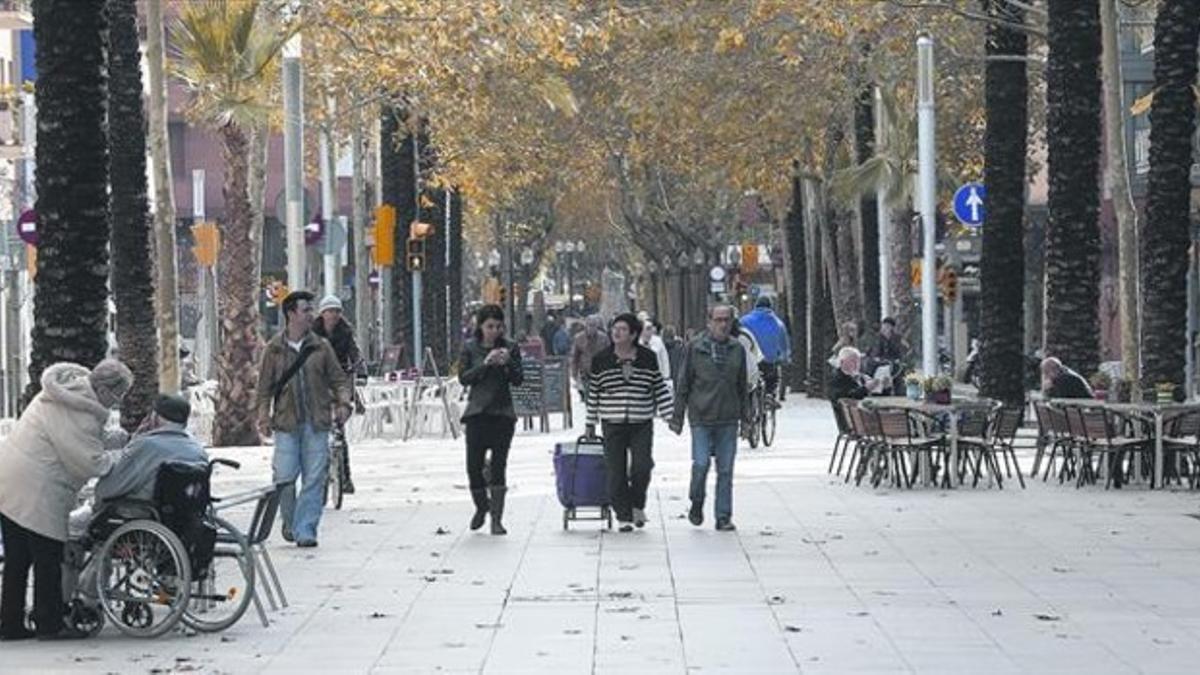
1049, 398, 1200, 489
861, 396, 999, 487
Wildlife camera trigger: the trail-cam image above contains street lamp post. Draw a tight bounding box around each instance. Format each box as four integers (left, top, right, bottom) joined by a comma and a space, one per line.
917, 35, 938, 376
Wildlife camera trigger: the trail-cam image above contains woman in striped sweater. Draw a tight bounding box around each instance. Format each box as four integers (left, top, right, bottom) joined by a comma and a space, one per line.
585, 313, 674, 532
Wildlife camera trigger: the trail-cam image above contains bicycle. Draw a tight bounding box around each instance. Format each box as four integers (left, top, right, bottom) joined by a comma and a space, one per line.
324, 422, 347, 510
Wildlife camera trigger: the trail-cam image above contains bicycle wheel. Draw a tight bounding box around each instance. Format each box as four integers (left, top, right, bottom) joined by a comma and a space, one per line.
182, 516, 256, 633
331, 442, 345, 510
95, 520, 191, 639
762, 402, 777, 447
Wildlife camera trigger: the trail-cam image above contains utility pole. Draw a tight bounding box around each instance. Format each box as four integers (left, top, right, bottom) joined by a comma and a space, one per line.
917, 36, 938, 376
875, 85, 891, 319
319, 107, 339, 296
192, 170, 218, 381
350, 113, 372, 359
282, 16, 305, 291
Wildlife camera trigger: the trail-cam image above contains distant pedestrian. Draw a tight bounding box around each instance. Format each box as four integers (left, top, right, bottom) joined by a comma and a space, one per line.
586, 313, 673, 532
570, 314, 610, 399
662, 325, 684, 381
637, 312, 672, 384
256, 291, 354, 549
670, 305, 751, 532
457, 304, 524, 535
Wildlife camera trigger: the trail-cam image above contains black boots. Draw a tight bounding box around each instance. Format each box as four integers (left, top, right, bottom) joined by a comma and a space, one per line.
489, 486, 508, 536
470, 489, 489, 531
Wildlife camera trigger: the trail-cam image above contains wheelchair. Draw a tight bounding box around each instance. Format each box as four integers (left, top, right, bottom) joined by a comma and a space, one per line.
60, 458, 257, 638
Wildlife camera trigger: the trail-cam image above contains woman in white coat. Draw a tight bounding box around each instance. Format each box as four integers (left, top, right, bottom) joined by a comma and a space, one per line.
0, 360, 132, 641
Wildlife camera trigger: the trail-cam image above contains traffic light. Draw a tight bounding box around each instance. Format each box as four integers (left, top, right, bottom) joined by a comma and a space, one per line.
372, 205, 396, 266
406, 237, 426, 272
938, 266, 959, 303
741, 242, 759, 274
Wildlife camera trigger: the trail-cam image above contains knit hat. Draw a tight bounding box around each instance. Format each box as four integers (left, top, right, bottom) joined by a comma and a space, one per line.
88, 359, 134, 409
154, 393, 192, 425
318, 295, 343, 313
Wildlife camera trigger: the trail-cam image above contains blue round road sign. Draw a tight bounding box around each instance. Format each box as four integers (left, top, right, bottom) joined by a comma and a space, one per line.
953, 183, 986, 228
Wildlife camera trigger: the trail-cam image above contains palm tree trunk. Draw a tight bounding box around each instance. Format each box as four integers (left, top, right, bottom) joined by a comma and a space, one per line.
107, 0, 158, 430
146, 0, 180, 395
1043, 0, 1102, 378
783, 166, 808, 393
979, 0, 1029, 407
1100, 0, 1141, 390
381, 105, 414, 362
1140, 0, 1200, 389
889, 207, 916, 352
855, 88, 880, 330
212, 124, 262, 447
448, 190, 465, 358
25, 0, 110, 404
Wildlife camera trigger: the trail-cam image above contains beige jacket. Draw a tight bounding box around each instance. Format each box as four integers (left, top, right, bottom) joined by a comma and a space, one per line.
0, 363, 120, 541
256, 331, 352, 433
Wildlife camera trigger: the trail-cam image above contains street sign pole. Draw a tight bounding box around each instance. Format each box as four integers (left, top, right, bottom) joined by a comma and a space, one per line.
917, 36, 938, 376
283, 29, 305, 291
412, 269, 423, 374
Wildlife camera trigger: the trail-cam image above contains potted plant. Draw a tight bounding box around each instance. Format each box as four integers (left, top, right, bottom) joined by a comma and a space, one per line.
923, 374, 953, 405
1088, 371, 1112, 401
904, 372, 923, 401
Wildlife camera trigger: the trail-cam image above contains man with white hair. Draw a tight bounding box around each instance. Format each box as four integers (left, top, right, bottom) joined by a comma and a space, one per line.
1040, 357, 1092, 399
828, 347, 878, 413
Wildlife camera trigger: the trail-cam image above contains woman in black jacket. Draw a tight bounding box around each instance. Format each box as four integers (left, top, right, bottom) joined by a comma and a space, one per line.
457, 304, 523, 535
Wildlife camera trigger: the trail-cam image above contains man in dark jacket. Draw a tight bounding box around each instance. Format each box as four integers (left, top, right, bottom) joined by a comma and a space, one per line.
670, 304, 749, 532
313, 295, 364, 494
1040, 357, 1093, 399
256, 291, 353, 548
828, 347, 878, 418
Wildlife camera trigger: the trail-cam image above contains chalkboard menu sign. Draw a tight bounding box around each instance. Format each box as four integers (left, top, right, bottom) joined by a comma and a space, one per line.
511, 360, 544, 417
542, 358, 568, 413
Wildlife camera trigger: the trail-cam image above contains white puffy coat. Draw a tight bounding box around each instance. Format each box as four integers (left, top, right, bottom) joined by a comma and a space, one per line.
0, 363, 119, 541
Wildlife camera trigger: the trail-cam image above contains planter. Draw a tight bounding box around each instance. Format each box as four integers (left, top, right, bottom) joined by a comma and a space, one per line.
1093, 390, 1108, 402
926, 390, 951, 405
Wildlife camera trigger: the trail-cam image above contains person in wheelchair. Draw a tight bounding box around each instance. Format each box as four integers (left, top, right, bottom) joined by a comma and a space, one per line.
0, 360, 133, 641
68, 394, 207, 538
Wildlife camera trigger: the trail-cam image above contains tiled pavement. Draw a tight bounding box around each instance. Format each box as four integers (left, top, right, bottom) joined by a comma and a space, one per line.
3, 397, 1200, 673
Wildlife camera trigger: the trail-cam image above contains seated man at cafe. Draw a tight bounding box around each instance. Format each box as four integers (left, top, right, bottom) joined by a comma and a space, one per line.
1040, 357, 1093, 400
828, 347, 878, 415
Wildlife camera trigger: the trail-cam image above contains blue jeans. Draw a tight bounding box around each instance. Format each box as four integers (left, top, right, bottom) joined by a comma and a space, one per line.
273, 423, 330, 542
689, 424, 738, 521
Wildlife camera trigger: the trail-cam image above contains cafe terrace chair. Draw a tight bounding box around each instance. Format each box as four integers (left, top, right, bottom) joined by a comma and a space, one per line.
1161, 408, 1200, 488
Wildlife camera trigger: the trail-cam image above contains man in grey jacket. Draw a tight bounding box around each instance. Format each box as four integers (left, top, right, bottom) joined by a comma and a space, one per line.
670, 304, 750, 532
94, 394, 207, 505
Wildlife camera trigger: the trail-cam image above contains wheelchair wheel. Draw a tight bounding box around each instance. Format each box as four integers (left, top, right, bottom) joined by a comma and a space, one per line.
66, 599, 105, 638
182, 516, 255, 633
95, 520, 191, 638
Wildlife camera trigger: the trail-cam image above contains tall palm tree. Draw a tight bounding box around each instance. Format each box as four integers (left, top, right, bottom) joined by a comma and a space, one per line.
1140, 0, 1200, 389
24, 0, 110, 404
173, 0, 290, 446
831, 86, 924, 353
108, 0, 158, 429
1043, 0, 1102, 378
783, 165, 808, 393
979, 0, 1029, 407
380, 105, 415, 362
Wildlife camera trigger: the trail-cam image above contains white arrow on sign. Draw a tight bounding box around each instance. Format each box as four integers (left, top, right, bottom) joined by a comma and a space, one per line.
965, 187, 984, 223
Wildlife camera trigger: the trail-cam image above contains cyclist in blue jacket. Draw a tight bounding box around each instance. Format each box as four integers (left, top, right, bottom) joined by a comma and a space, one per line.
740, 297, 791, 403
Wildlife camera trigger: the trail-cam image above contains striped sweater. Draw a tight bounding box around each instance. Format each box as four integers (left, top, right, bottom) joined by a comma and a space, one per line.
586, 345, 674, 426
